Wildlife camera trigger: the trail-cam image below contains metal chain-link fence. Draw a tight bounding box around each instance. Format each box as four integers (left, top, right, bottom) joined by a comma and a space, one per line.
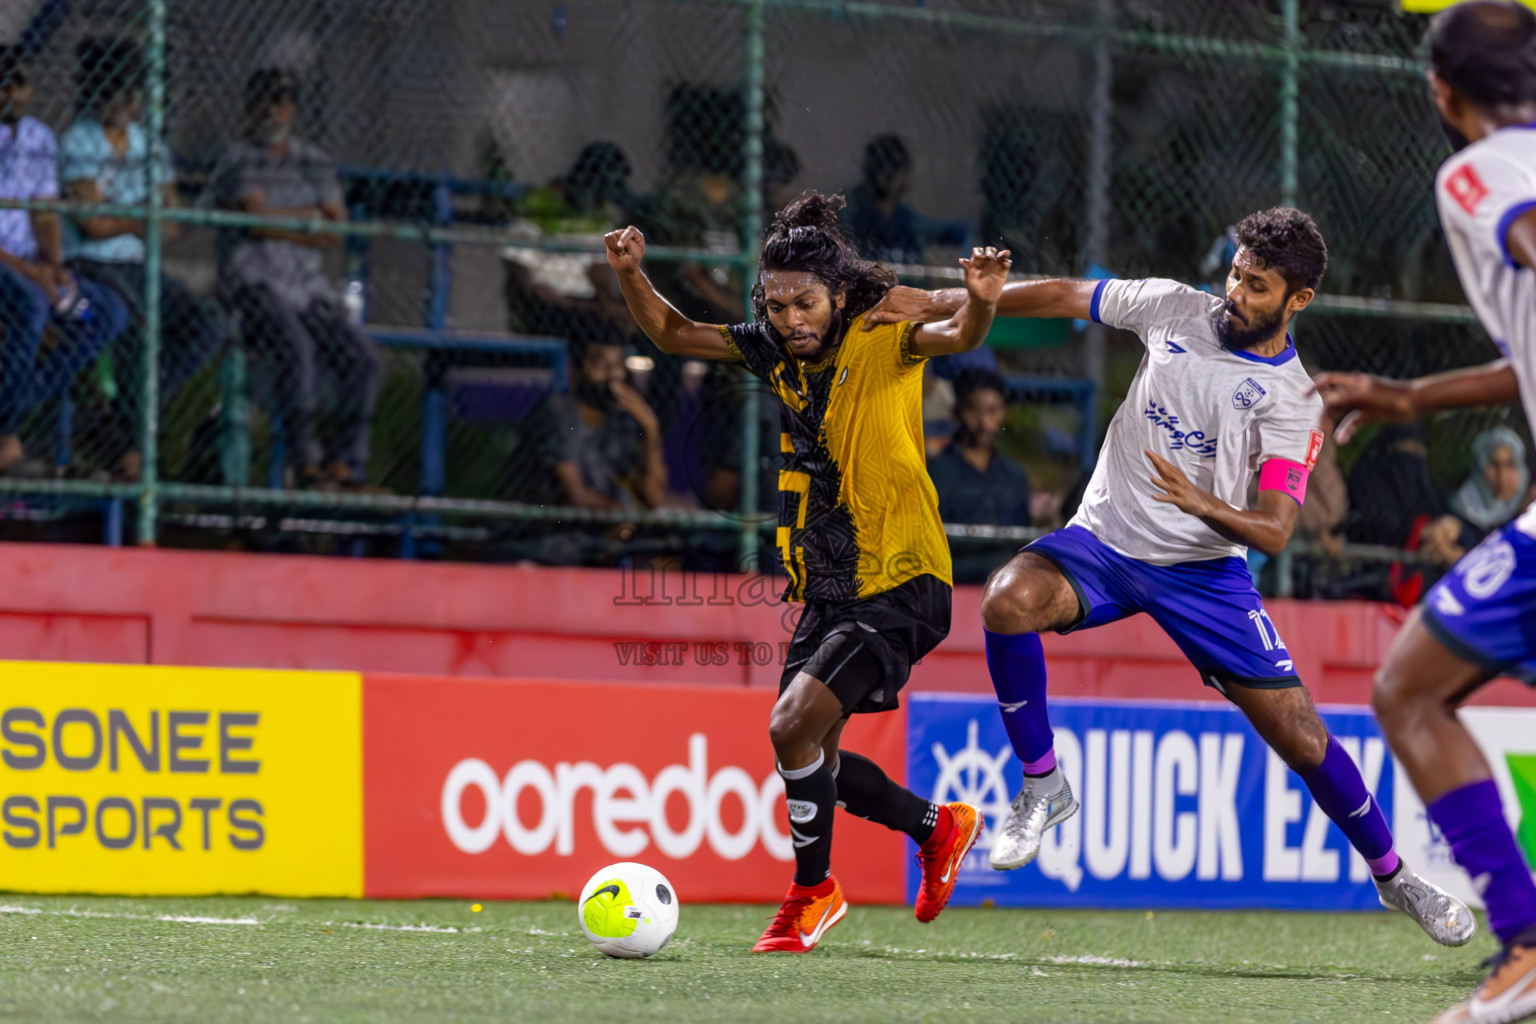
0, 0, 1511, 593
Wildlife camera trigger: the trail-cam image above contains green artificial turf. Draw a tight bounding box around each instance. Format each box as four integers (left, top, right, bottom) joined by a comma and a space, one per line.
0, 895, 1491, 1023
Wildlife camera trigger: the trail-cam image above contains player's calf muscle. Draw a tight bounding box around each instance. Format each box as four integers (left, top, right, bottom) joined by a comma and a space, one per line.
981, 554, 1076, 634
1231, 685, 1328, 769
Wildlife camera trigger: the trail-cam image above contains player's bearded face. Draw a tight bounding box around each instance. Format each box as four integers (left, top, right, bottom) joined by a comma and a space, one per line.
1216, 298, 1286, 351
1218, 253, 1290, 351
762, 271, 845, 360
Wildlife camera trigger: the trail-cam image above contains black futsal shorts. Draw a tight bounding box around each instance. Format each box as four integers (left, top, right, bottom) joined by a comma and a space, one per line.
778, 573, 952, 714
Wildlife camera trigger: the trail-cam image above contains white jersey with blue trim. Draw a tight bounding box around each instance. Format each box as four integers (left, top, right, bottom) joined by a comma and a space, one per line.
1070, 278, 1324, 566
1436, 128, 1536, 535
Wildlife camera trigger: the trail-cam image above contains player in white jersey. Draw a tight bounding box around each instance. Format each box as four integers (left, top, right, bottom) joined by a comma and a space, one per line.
872, 207, 1472, 946
1317, 4, 1536, 1021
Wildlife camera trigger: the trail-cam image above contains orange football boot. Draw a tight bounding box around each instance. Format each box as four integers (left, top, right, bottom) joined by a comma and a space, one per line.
751, 875, 848, 953
914, 803, 984, 923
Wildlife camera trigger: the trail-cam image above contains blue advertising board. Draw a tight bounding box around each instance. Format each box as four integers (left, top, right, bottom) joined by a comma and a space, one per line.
906, 694, 1395, 910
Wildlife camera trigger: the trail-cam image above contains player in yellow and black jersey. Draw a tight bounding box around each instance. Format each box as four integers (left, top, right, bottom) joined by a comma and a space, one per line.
605, 192, 1009, 954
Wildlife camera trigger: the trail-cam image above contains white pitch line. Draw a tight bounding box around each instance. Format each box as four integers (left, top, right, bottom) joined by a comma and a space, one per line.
0, 905, 481, 934
0, 905, 258, 925
1045, 954, 1153, 968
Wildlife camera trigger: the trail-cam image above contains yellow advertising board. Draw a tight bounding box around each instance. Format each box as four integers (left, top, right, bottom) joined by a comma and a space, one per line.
0, 662, 362, 896
1403, 0, 1536, 11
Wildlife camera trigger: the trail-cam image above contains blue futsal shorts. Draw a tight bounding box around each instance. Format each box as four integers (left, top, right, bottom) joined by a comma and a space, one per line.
1420, 521, 1536, 685
1025, 524, 1303, 694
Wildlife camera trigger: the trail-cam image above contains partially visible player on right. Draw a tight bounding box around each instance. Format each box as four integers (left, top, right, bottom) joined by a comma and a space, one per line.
1317, 4, 1536, 1021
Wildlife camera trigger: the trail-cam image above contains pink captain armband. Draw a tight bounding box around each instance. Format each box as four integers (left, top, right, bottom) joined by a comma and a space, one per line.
1258, 457, 1310, 505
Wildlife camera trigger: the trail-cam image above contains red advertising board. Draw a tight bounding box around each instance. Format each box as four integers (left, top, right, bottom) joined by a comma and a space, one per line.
362, 675, 908, 904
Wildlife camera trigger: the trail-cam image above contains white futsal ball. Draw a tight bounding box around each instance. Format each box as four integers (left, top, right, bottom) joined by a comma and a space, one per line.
577, 862, 679, 959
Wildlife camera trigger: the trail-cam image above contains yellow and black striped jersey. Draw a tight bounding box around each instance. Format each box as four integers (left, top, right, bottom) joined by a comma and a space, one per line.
719, 315, 952, 603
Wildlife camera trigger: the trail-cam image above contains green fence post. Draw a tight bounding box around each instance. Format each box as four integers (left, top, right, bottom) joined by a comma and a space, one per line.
138, 0, 166, 544
1082, 0, 1113, 394
738, 0, 766, 574
1276, 0, 1302, 598
1281, 0, 1300, 208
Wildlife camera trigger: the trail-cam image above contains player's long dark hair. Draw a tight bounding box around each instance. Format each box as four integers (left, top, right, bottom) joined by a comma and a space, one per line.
752, 191, 896, 326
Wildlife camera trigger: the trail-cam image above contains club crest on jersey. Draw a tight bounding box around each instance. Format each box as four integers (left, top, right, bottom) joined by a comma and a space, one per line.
1231, 377, 1268, 410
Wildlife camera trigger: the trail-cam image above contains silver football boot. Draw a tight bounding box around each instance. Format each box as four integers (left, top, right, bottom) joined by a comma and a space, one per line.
988, 771, 1079, 871
1375, 863, 1477, 947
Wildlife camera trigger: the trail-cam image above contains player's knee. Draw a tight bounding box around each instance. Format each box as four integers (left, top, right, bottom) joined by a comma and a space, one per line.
981, 568, 1048, 633
1371, 664, 1414, 732
768, 702, 815, 763
1275, 721, 1329, 771
1284, 721, 1333, 767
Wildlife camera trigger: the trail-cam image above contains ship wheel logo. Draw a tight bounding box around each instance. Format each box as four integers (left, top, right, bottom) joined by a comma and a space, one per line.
930, 719, 1013, 849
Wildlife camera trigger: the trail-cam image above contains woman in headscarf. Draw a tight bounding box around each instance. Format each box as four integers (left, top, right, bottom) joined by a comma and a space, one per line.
1449, 426, 1530, 536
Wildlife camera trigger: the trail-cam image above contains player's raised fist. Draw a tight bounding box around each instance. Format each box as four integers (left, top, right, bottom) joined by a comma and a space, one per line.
960, 246, 1011, 305
604, 226, 646, 273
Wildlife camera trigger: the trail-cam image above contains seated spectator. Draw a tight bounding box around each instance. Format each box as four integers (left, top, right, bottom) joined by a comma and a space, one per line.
61, 37, 226, 481
928, 370, 1032, 584
533, 337, 666, 511
506, 142, 642, 335
215, 68, 380, 490
516, 141, 638, 236
928, 367, 1033, 522
640, 165, 745, 323
639, 83, 757, 323
1448, 426, 1529, 539
503, 142, 686, 434
0, 46, 126, 474
1345, 424, 1476, 605
840, 135, 923, 265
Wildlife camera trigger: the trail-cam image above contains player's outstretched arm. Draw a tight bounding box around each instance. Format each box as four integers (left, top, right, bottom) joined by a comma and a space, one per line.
1146, 451, 1299, 557
908, 247, 1011, 358
603, 227, 739, 360
864, 276, 1099, 330
1314, 360, 1520, 444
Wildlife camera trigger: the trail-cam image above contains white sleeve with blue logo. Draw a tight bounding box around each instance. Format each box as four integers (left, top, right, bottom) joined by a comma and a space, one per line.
1090, 278, 1218, 344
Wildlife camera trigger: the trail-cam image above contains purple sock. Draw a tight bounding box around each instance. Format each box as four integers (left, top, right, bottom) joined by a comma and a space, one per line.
1429, 779, 1536, 946
985, 629, 1055, 772
1296, 735, 1398, 872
